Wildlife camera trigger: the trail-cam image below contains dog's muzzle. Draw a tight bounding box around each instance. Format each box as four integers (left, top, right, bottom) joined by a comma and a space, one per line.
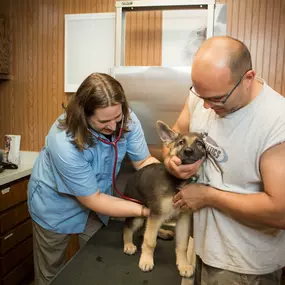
180, 145, 206, 165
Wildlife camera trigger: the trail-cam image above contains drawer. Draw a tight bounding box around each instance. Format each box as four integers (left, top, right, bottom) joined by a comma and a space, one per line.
0, 219, 32, 255
0, 236, 33, 278
1, 254, 33, 285
0, 178, 29, 212
0, 202, 30, 234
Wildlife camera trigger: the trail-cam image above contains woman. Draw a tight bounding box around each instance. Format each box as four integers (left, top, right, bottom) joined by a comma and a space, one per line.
28, 73, 159, 285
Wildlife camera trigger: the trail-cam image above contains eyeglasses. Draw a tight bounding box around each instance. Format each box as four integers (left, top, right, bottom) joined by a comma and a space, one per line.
190, 70, 250, 107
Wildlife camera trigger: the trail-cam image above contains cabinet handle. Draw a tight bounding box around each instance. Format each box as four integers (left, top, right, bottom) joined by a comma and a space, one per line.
4, 233, 13, 240
1, 187, 10, 195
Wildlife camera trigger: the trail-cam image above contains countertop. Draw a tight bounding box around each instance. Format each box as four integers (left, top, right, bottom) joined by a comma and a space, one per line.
0, 151, 39, 186
50, 220, 184, 285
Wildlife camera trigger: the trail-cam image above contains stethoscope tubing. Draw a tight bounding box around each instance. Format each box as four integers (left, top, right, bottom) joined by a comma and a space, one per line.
87, 117, 142, 204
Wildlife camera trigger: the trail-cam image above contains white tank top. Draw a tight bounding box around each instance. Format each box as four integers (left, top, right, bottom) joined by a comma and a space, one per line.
189, 77, 285, 274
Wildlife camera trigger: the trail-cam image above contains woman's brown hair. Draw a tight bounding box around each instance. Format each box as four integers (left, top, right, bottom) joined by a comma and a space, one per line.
58, 73, 130, 150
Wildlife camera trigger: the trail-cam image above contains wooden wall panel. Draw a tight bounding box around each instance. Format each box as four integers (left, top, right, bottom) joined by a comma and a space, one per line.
0, 0, 116, 151
0, 0, 284, 151
125, 11, 162, 66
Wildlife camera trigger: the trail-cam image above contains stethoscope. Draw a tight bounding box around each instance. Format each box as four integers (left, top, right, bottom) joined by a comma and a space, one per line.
88, 115, 141, 204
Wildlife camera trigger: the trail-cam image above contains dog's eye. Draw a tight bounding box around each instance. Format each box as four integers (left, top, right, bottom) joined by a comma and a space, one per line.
178, 140, 184, 146
196, 140, 204, 149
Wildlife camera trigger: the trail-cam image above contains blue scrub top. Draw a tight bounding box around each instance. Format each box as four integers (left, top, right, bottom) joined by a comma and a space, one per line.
28, 111, 150, 234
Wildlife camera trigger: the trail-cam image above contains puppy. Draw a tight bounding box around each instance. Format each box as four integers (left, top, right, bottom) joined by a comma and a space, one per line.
123, 121, 206, 278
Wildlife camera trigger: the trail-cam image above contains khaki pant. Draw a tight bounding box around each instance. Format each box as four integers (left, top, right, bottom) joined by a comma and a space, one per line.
181, 238, 282, 285
32, 213, 102, 285
194, 256, 282, 285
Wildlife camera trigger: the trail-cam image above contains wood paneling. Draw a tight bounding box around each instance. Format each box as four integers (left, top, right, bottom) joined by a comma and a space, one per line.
0, 0, 285, 151
125, 11, 162, 66
0, 16, 9, 74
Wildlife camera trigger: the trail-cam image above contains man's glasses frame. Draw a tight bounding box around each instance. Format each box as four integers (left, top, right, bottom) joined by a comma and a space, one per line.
190, 70, 251, 107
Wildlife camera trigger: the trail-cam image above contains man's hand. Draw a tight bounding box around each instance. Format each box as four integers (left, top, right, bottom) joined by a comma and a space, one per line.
164, 156, 204, 179
173, 183, 209, 211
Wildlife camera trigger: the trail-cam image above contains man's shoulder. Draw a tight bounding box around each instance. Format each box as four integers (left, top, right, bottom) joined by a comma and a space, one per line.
254, 80, 285, 120
263, 81, 285, 107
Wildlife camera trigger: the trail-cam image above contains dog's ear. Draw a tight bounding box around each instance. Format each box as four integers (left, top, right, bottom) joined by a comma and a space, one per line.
156, 121, 179, 146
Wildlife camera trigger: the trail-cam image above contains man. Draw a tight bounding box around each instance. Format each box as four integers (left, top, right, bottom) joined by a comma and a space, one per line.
163, 36, 285, 284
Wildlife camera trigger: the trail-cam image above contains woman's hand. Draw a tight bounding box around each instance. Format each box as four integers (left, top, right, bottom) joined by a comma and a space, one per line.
141, 205, 150, 217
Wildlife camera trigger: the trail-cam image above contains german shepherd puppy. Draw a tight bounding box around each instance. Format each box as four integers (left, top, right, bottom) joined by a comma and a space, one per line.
123, 121, 206, 278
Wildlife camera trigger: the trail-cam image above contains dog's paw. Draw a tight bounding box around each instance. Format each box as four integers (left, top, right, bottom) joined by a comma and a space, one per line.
124, 243, 137, 255
177, 263, 194, 278
139, 256, 154, 272
158, 228, 175, 240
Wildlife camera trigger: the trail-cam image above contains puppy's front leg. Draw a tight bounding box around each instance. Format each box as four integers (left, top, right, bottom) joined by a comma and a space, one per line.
139, 216, 164, 272
124, 217, 145, 255
176, 212, 194, 278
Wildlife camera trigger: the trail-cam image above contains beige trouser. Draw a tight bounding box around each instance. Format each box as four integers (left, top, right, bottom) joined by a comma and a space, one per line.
181, 238, 282, 285
32, 213, 102, 285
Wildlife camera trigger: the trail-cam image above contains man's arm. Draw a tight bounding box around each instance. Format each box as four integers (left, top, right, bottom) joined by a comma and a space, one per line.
210, 142, 285, 229
162, 97, 191, 158
163, 97, 204, 179
174, 142, 285, 229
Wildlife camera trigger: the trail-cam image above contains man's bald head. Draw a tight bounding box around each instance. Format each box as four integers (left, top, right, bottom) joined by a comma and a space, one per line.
193, 36, 252, 83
